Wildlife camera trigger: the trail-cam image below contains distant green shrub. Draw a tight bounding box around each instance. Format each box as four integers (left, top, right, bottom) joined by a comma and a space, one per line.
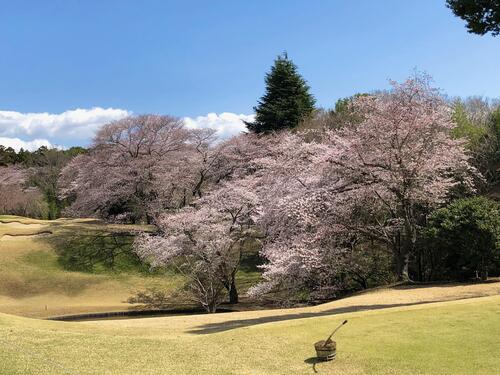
425, 197, 500, 280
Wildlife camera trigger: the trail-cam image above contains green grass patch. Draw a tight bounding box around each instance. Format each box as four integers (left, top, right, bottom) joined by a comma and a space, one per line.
22, 250, 60, 271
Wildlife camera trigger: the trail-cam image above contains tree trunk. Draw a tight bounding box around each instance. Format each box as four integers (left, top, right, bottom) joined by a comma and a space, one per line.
350, 272, 368, 289
395, 220, 417, 282
395, 248, 410, 282
208, 303, 217, 313
480, 256, 488, 281
480, 270, 488, 281
228, 279, 239, 304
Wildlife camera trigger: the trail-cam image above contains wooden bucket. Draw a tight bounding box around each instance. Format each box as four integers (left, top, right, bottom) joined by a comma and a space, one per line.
314, 340, 336, 361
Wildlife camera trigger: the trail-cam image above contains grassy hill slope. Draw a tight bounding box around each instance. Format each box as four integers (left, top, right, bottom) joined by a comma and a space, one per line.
0, 216, 184, 317
0, 216, 261, 318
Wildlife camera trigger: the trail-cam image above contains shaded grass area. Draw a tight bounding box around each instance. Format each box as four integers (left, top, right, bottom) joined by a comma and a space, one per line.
0, 295, 498, 374
49, 228, 150, 274
0, 217, 183, 317
234, 238, 263, 294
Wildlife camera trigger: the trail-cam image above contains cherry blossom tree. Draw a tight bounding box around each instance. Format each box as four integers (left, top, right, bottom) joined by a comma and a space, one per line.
321, 77, 476, 280
250, 77, 478, 299
135, 179, 260, 310
60, 115, 192, 222
59, 116, 267, 224
59, 78, 479, 304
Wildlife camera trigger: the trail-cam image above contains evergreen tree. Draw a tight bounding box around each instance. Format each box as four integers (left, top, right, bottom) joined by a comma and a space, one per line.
246, 53, 315, 133
446, 0, 500, 36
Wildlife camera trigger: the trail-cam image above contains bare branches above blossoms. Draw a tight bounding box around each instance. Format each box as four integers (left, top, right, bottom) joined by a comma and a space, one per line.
94, 115, 187, 158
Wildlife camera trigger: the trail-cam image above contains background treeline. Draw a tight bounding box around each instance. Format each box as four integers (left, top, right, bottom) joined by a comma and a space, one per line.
0, 146, 86, 219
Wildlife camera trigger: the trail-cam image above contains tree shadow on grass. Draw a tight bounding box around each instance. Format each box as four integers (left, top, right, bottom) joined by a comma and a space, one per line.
187, 300, 446, 334
391, 279, 499, 290
39, 229, 147, 274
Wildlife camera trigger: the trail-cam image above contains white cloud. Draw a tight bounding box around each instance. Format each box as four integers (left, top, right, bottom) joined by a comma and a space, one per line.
0, 137, 54, 152
0, 109, 254, 151
0, 107, 130, 146
183, 112, 254, 139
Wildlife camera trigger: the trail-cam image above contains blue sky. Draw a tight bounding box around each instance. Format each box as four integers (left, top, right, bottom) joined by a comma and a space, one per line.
0, 0, 499, 149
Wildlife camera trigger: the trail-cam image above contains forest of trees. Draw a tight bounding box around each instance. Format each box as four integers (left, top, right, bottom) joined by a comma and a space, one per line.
1, 54, 499, 313
0, 146, 86, 219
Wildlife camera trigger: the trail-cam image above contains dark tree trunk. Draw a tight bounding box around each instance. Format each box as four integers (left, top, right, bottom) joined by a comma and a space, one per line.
350, 272, 368, 289
416, 246, 422, 282
228, 279, 238, 304
480, 256, 488, 281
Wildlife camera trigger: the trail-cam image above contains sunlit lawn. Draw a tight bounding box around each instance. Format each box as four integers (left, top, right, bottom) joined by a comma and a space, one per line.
0, 295, 498, 374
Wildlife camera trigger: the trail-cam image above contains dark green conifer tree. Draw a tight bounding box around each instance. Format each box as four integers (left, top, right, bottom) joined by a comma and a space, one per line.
246, 53, 315, 133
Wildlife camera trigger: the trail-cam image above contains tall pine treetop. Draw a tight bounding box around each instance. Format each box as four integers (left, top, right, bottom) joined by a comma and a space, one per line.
246, 53, 315, 133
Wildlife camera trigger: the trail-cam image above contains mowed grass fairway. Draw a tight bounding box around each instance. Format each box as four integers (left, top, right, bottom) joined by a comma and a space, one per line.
0, 292, 499, 374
